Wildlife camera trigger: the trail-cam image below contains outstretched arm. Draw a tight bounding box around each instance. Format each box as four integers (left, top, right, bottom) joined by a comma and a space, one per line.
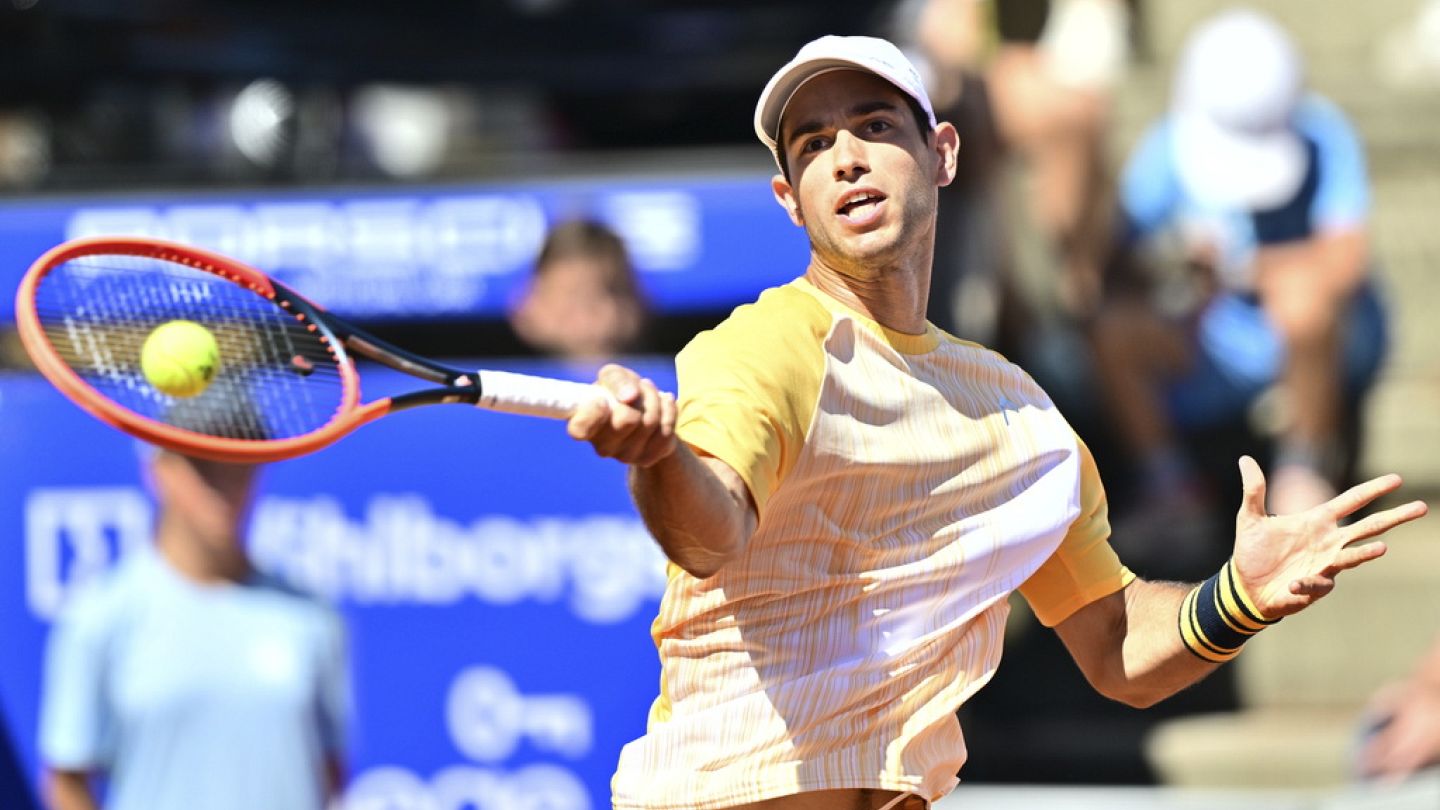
1056, 455, 1427, 708
628, 445, 756, 579
568, 363, 756, 579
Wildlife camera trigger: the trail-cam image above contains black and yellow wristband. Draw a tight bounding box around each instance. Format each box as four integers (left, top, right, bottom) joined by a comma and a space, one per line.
1178, 559, 1280, 663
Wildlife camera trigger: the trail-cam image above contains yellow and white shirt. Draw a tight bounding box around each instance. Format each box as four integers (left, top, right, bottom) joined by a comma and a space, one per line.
612, 278, 1134, 809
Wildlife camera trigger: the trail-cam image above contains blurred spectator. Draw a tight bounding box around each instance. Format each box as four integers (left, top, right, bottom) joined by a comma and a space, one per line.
39, 437, 348, 810
898, 0, 1128, 342
1358, 634, 1440, 781
509, 219, 650, 361
1091, 8, 1387, 569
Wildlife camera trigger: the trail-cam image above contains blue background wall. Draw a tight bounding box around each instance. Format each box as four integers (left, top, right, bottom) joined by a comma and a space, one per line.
1, 358, 678, 810
0, 171, 807, 809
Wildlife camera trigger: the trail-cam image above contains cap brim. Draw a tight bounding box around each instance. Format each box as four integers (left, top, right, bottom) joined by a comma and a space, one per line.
755, 59, 870, 151
1173, 113, 1306, 210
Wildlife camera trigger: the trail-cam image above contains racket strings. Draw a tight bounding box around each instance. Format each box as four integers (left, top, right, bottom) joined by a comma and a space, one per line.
32, 254, 348, 440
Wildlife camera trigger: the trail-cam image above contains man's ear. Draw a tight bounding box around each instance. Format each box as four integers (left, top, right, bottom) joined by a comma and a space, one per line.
771, 173, 805, 227
932, 122, 960, 188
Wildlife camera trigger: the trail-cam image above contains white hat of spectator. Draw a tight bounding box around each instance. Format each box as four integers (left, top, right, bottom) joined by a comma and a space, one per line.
754, 35, 937, 166
1172, 8, 1307, 209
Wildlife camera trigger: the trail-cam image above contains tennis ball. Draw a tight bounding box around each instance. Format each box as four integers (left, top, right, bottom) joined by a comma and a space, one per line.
140, 320, 220, 398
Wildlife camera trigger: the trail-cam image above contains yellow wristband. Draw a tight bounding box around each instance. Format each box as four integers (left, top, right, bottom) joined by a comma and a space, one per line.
1179, 559, 1279, 664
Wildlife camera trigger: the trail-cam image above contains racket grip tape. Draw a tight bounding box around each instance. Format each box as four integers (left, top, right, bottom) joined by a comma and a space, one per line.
475, 370, 611, 420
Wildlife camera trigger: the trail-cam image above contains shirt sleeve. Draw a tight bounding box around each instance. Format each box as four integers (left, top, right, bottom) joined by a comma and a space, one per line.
1119, 120, 1183, 240
1298, 95, 1370, 231
673, 287, 828, 517
1018, 436, 1136, 627
39, 596, 115, 771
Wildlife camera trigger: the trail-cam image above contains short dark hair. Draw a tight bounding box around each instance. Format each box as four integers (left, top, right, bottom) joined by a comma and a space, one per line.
534, 219, 643, 304
776, 93, 933, 184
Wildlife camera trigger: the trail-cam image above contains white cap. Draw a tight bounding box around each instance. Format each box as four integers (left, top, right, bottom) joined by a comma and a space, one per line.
754, 35, 937, 160
1172, 8, 1307, 209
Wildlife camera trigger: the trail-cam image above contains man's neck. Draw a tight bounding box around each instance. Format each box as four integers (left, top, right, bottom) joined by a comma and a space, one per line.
803, 260, 931, 334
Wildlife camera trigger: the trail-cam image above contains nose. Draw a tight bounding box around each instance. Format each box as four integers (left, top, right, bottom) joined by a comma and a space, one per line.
831, 128, 869, 181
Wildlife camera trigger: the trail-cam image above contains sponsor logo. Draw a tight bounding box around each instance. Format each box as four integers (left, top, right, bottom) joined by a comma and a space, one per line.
248, 495, 667, 623
25, 489, 667, 623
24, 488, 152, 619
344, 666, 593, 810
63, 190, 702, 317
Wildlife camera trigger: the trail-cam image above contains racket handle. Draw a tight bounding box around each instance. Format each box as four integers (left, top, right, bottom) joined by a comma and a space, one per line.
475, 370, 610, 420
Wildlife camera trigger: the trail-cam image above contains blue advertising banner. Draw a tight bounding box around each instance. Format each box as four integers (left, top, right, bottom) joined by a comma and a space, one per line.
0, 357, 676, 810
0, 174, 809, 324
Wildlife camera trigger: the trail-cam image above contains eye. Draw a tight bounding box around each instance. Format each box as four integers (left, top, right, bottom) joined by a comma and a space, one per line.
864, 118, 893, 135
801, 135, 831, 154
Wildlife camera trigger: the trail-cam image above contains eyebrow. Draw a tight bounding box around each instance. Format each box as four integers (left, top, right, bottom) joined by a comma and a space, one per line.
784, 99, 902, 146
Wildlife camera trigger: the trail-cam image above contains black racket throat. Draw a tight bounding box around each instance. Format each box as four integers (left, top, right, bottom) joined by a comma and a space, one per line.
270, 283, 484, 410
387, 385, 483, 411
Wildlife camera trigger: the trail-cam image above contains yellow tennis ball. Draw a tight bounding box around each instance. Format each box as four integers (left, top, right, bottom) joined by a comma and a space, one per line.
140, 320, 220, 398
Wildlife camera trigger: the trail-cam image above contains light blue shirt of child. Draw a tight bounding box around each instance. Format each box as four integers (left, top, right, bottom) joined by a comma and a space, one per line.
40, 548, 348, 810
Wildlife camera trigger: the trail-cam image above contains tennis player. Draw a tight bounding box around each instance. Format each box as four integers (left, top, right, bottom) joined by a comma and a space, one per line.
568, 35, 1428, 810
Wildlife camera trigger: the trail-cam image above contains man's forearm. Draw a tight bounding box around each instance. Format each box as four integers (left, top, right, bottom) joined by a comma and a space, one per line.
628, 445, 755, 579
1060, 578, 1224, 709
1113, 579, 1222, 706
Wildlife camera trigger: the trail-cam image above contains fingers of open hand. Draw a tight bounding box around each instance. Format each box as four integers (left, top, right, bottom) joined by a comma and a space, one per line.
1275, 538, 1384, 605
1275, 529, 1384, 598
1344, 500, 1430, 544
1330, 539, 1388, 574
1287, 575, 1335, 599
1237, 455, 1267, 518
1327, 473, 1404, 521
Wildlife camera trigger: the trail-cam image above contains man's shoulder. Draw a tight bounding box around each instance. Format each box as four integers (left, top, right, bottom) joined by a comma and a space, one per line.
935, 328, 1011, 362
683, 280, 832, 355
724, 280, 830, 327
933, 330, 1056, 401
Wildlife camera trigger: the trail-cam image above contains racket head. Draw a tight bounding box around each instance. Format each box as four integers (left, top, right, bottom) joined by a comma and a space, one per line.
15, 236, 365, 463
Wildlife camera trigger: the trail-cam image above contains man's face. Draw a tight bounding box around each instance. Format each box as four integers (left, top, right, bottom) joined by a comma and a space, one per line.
771, 70, 954, 280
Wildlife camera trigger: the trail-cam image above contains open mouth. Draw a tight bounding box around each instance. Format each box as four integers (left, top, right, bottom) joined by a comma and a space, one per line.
836, 189, 886, 218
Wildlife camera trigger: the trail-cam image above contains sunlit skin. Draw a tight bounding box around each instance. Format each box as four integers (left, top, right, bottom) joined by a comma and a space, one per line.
770, 70, 959, 335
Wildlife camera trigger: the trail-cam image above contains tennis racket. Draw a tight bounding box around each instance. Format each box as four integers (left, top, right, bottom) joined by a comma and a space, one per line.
15, 236, 611, 463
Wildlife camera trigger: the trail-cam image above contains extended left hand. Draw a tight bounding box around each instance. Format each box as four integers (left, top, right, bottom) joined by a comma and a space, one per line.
1230, 456, 1428, 619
